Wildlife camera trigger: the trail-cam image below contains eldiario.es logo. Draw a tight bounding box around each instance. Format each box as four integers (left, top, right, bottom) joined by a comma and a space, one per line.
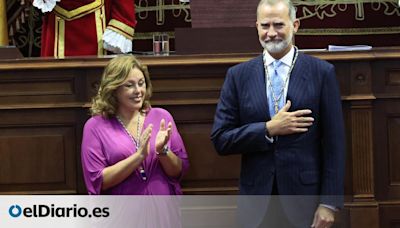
8, 204, 109, 218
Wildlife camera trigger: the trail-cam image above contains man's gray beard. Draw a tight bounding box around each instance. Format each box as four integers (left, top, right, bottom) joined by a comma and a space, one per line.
262, 32, 293, 54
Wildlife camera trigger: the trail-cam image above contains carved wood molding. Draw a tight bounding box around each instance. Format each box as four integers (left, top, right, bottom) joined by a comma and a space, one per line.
351, 102, 375, 200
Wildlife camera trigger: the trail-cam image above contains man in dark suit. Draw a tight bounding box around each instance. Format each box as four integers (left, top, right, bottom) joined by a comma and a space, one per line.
211, 0, 345, 227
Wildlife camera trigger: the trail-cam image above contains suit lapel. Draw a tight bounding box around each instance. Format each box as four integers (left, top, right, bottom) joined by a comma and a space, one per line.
252, 55, 271, 120
286, 53, 309, 110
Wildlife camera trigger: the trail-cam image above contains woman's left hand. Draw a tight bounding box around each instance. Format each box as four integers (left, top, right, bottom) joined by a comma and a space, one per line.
155, 119, 172, 153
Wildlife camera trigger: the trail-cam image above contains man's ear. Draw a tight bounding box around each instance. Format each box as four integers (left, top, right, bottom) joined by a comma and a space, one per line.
293, 19, 300, 33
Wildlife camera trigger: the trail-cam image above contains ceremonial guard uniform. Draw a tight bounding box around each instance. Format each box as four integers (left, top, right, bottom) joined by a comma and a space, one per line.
34, 0, 136, 57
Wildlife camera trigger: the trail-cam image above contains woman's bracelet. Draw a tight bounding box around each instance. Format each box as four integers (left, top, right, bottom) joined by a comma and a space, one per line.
156, 145, 169, 156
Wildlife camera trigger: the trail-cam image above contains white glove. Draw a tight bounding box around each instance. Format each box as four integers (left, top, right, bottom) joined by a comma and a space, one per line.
32, 0, 61, 13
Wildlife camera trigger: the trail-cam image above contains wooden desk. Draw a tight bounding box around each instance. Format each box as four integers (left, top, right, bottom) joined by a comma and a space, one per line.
1, 48, 400, 227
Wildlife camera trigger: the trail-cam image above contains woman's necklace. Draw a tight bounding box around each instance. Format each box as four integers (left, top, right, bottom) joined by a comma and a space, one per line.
116, 113, 147, 181
116, 114, 140, 150
264, 46, 299, 114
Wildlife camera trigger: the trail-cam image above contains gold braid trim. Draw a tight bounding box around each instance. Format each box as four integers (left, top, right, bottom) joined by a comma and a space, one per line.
107, 19, 135, 40
54, 0, 104, 21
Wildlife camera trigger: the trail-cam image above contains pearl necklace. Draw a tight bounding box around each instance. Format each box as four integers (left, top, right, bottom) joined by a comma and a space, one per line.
116, 113, 147, 181
264, 46, 299, 114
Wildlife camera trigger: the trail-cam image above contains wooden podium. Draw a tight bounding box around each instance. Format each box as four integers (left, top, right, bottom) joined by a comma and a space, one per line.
175, 0, 261, 54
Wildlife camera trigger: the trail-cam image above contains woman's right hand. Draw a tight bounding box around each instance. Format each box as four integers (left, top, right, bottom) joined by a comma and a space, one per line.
138, 124, 153, 158
101, 123, 153, 191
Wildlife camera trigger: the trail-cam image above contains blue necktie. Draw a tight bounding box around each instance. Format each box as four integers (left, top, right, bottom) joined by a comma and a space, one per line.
268, 60, 284, 117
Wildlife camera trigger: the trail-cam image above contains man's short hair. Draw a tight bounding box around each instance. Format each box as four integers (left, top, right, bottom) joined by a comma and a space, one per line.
257, 0, 296, 22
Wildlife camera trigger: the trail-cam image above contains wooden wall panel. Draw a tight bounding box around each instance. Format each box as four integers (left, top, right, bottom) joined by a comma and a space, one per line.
388, 117, 400, 185
386, 69, 400, 86
372, 61, 400, 97
0, 69, 85, 105
0, 78, 73, 96
375, 100, 400, 201
0, 132, 65, 184
380, 205, 400, 228
349, 206, 379, 228
0, 109, 79, 193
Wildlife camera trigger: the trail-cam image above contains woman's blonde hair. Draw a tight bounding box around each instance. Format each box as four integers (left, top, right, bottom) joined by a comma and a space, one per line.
90, 55, 153, 118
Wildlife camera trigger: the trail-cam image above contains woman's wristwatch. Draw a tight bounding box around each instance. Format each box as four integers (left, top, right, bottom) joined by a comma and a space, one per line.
156, 145, 169, 156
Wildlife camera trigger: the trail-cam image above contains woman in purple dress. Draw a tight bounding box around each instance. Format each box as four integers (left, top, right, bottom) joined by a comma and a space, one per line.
81, 55, 189, 195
